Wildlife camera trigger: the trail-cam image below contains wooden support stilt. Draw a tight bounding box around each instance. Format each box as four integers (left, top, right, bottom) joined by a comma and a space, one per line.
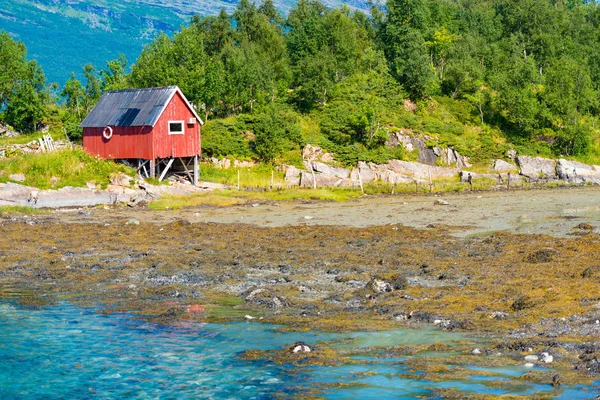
150, 159, 156, 179
178, 158, 194, 183
158, 158, 174, 182
193, 155, 199, 186
141, 161, 149, 179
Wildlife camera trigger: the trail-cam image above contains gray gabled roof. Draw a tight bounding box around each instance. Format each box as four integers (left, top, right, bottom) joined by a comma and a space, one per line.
79, 86, 203, 128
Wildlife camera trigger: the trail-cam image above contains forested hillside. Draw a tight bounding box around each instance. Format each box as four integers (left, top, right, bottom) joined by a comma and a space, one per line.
4, 0, 600, 167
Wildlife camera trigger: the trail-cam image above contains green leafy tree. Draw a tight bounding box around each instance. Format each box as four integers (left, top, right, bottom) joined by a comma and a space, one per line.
253, 104, 302, 162
0, 31, 27, 109
61, 73, 85, 118
5, 61, 47, 132
101, 54, 128, 91
380, 0, 435, 99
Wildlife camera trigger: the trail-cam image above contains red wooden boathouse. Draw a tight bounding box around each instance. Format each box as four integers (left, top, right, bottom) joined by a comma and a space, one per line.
80, 86, 203, 184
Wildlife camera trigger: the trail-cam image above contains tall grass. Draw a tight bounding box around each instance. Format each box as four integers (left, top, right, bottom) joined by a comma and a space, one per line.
0, 148, 134, 189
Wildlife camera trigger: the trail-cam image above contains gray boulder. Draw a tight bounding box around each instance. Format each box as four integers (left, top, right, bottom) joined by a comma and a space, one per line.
306, 161, 350, 179
556, 159, 600, 183
299, 171, 348, 187
516, 156, 557, 180
493, 159, 517, 172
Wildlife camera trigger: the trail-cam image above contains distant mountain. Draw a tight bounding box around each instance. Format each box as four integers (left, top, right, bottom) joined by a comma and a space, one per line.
1, 0, 370, 85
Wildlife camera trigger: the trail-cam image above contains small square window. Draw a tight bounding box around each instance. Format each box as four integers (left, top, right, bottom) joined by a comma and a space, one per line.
168, 121, 184, 135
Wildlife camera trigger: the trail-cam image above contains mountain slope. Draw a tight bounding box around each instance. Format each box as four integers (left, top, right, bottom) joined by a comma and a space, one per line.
1, 0, 370, 84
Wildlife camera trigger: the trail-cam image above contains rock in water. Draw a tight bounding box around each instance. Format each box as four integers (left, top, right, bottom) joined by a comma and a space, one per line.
291, 341, 311, 353
472, 348, 481, 355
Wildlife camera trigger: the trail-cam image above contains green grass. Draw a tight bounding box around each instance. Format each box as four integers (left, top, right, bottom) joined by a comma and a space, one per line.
149, 187, 362, 209
200, 164, 288, 188
0, 148, 134, 189
0, 128, 67, 146
362, 177, 498, 195
0, 206, 49, 216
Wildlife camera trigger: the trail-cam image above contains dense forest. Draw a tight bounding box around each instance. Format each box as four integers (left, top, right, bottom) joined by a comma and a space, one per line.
3, 0, 600, 166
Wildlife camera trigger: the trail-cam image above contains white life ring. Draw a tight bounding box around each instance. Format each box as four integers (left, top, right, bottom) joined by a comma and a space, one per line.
103, 126, 113, 140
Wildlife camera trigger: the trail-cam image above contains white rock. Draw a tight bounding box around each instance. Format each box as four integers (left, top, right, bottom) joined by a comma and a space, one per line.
472, 348, 481, 355
244, 315, 255, 320
541, 353, 553, 363
292, 344, 311, 353
524, 363, 535, 368
524, 355, 539, 362
304, 216, 313, 220
434, 199, 449, 206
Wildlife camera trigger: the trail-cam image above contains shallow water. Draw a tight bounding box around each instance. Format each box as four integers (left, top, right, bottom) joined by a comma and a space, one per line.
1, 300, 598, 399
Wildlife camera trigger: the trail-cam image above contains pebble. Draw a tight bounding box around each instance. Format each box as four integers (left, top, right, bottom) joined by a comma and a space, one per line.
304, 216, 313, 220
524, 355, 538, 362
434, 199, 449, 206
244, 315, 255, 320
472, 348, 481, 355
524, 363, 535, 368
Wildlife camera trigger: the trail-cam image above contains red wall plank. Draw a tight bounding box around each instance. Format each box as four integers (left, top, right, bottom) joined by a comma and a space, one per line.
82, 126, 153, 159
153, 91, 200, 158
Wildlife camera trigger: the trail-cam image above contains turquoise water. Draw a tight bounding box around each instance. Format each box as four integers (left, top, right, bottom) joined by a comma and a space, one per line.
0, 300, 598, 399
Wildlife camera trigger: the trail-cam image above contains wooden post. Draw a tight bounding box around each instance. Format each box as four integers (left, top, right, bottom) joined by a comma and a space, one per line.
391, 182, 395, 195
38, 138, 46, 153
358, 171, 364, 194
150, 159, 156, 179
428, 172, 433, 193
193, 155, 199, 186
63, 127, 72, 148
311, 162, 317, 189
237, 170, 240, 190
507, 173, 511, 190
415, 180, 418, 193
270, 170, 274, 191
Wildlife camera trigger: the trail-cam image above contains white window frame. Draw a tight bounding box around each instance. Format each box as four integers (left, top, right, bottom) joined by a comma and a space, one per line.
168, 120, 185, 135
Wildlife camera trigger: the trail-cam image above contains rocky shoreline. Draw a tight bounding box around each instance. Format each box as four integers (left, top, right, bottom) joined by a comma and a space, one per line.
1, 200, 600, 385
0, 174, 226, 209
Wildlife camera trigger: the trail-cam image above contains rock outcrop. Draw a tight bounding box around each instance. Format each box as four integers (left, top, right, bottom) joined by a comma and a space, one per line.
208, 157, 256, 169
556, 159, 600, 184
386, 131, 471, 168
516, 156, 557, 180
